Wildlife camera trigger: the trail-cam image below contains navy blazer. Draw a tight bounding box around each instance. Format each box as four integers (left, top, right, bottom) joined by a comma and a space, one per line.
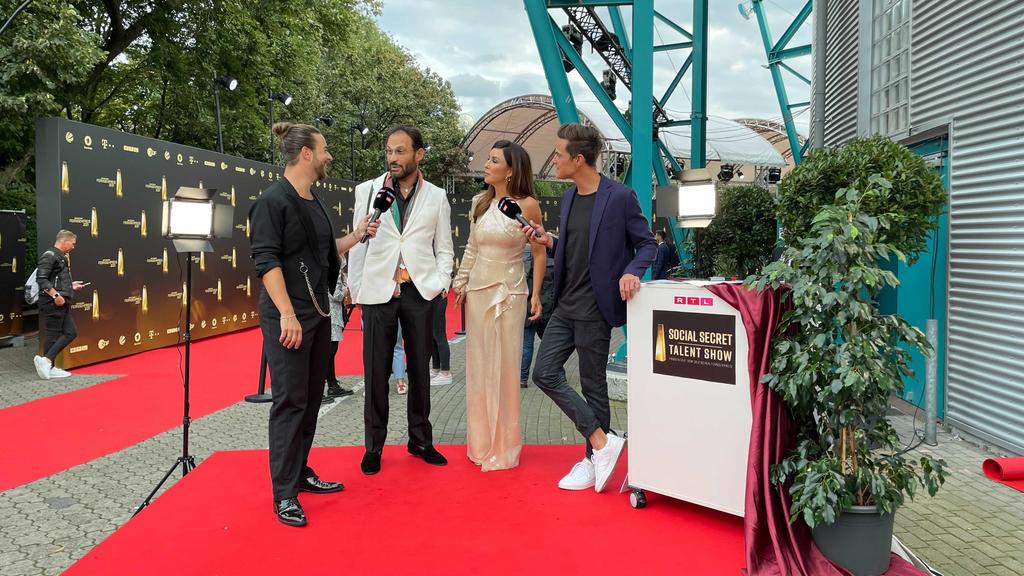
552, 174, 657, 327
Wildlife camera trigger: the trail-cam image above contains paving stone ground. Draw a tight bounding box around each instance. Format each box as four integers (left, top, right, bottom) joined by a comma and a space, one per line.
0, 332, 1021, 576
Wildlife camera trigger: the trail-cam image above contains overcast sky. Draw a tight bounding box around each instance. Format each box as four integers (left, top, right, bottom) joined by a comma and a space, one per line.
376, 0, 812, 134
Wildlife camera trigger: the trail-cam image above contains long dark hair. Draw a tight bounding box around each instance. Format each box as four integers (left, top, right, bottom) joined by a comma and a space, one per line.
472, 140, 535, 222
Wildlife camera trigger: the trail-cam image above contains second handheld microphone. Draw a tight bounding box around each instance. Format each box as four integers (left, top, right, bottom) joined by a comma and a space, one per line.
497, 196, 543, 238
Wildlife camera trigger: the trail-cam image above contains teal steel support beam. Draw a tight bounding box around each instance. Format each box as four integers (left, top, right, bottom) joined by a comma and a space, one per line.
779, 61, 811, 85
772, 44, 812, 60
655, 41, 692, 52
524, 0, 579, 123
655, 10, 692, 39
631, 0, 655, 220
547, 0, 632, 6
607, 6, 632, 60
771, 0, 813, 54
660, 119, 691, 128
690, 0, 709, 169
659, 52, 693, 107
658, 140, 682, 173
751, 0, 804, 164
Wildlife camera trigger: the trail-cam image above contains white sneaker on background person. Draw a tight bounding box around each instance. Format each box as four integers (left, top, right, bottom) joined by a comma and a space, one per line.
50, 367, 73, 378
33, 355, 52, 380
557, 458, 596, 490
592, 433, 626, 493
431, 371, 452, 386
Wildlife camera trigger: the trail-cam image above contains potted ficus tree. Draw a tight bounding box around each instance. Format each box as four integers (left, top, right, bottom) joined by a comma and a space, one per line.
749, 136, 948, 576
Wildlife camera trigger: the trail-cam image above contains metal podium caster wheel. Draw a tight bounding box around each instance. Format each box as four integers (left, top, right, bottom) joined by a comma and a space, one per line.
630, 489, 647, 509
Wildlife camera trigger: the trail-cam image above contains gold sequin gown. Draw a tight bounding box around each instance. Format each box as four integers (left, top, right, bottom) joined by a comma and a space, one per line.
453, 198, 527, 471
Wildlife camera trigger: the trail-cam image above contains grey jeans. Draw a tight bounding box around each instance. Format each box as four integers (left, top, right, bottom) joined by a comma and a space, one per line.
531, 308, 613, 457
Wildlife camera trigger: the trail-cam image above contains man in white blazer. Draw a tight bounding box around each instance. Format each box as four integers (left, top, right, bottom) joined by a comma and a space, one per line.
348, 125, 454, 475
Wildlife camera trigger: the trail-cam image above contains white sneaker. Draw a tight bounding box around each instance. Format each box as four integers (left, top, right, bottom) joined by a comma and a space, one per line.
431, 372, 452, 386
592, 433, 626, 493
557, 458, 596, 490
33, 355, 52, 380
50, 367, 73, 378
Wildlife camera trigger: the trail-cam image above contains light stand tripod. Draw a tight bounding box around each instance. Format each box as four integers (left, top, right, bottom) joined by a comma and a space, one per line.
134, 252, 198, 516
134, 186, 232, 516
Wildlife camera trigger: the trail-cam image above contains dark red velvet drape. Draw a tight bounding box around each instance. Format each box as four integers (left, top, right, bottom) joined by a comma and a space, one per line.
706, 283, 922, 576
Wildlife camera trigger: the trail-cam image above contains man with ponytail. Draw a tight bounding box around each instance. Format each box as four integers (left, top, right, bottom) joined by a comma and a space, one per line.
250, 122, 379, 526
347, 124, 454, 475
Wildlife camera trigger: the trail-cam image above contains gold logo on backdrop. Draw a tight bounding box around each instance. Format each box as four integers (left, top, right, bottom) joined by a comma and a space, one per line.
123, 145, 140, 154
164, 151, 171, 160
199, 251, 206, 272
92, 290, 100, 320
204, 160, 215, 168
334, 202, 342, 216
182, 282, 188, 307
230, 186, 236, 206
98, 339, 109, 350
231, 247, 237, 269
142, 285, 149, 313
246, 276, 251, 297
116, 248, 124, 276
245, 217, 250, 238
147, 147, 156, 158
61, 162, 70, 193
65, 132, 74, 143
250, 168, 256, 176
162, 248, 169, 273
91, 207, 99, 237
84, 135, 93, 148
454, 227, 459, 238
655, 324, 668, 362
119, 335, 126, 345
10, 257, 16, 273
115, 169, 123, 198
177, 153, 183, 164
198, 180, 204, 189
221, 162, 228, 171
101, 138, 111, 150
161, 175, 168, 200
140, 210, 147, 237
217, 279, 223, 302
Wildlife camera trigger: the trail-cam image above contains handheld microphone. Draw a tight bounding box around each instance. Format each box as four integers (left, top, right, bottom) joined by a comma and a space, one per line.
497, 196, 543, 238
361, 186, 397, 243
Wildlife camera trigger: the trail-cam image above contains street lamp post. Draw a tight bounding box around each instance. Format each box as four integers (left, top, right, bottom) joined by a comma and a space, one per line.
267, 90, 293, 164
349, 123, 369, 181
212, 73, 238, 154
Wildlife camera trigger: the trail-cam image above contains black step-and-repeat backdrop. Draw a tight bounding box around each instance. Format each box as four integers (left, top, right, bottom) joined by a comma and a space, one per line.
34, 118, 587, 368
0, 210, 27, 339
35, 118, 362, 368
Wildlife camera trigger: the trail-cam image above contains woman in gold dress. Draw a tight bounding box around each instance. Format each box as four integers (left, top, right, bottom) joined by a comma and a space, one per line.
453, 141, 545, 471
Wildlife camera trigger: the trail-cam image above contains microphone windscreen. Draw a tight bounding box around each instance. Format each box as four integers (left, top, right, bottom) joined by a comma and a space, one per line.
372, 187, 396, 211
497, 196, 522, 219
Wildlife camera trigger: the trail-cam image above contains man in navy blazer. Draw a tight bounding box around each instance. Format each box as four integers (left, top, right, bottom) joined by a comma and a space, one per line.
523, 123, 656, 493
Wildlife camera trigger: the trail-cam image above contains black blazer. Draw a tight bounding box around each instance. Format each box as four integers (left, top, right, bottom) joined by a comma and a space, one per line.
249, 178, 340, 313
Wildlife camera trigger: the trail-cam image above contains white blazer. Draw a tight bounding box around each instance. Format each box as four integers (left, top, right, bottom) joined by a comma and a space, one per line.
348, 172, 454, 305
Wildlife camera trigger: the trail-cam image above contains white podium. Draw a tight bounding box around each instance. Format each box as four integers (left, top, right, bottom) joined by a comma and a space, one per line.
625, 281, 752, 516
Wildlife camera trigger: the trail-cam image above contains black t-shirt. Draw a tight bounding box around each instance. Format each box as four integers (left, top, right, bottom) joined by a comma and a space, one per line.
558, 191, 601, 320
303, 197, 333, 294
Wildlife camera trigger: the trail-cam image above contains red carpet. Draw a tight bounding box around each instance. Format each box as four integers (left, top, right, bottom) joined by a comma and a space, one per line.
983, 457, 1024, 492
0, 299, 463, 492
65, 445, 745, 576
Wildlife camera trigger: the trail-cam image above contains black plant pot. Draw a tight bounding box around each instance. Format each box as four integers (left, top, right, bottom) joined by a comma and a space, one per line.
811, 505, 895, 576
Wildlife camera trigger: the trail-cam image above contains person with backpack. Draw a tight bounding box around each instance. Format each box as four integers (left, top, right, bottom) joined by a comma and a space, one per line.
34, 229, 88, 379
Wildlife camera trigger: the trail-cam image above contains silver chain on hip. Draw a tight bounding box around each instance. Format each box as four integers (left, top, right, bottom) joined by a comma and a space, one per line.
299, 259, 330, 318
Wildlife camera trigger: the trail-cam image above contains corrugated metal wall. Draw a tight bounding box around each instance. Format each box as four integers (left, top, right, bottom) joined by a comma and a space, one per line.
911, 0, 1024, 453
820, 0, 860, 146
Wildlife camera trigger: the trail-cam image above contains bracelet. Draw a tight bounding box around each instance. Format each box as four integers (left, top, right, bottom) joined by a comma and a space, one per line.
280, 313, 296, 320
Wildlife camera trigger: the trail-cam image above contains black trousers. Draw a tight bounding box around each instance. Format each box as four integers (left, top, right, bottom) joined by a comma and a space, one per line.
431, 295, 450, 371
327, 341, 340, 383
362, 283, 435, 453
261, 295, 330, 501
531, 308, 613, 458
40, 299, 77, 362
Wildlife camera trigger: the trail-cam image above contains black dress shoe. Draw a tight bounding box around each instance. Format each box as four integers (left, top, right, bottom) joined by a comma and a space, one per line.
321, 394, 335, 404
408, 443, 448, 466
361, 451, 382, 475
300, 475, 345, 494
326, 381, 354, 398
275, 498, 307, 527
